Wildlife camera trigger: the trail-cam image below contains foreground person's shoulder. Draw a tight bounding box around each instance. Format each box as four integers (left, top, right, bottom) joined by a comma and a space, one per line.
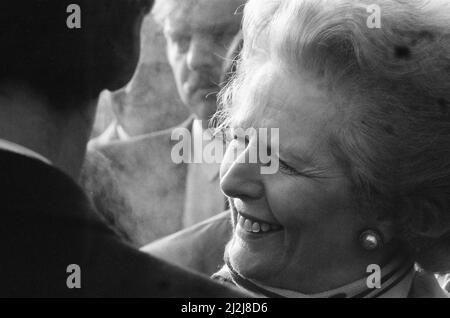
140, 211, 232, 276
141, 211, 231, 254
93, 235, 247, 298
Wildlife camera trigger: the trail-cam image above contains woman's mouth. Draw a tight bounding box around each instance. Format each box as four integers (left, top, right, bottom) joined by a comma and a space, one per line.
237, 212, 282, 234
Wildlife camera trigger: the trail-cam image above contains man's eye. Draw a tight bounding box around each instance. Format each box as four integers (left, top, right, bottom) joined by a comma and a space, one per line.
212, 30, 234, 43
212, 31, 226, 42
170, 35, 190, 51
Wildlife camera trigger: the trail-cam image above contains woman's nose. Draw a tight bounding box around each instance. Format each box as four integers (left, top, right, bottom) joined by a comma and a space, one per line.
186, 36, 216, 72
220, 148, 265, 200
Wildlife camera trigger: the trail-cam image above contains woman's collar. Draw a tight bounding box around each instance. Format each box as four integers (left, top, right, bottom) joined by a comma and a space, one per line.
222, 255, 416, 298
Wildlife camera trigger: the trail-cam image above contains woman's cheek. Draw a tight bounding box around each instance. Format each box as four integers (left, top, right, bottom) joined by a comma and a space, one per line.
265, 177, 325, 225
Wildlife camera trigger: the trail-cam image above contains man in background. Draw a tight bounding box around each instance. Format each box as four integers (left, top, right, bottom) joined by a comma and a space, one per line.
154, 0, 246, 227
0, 0, 243, 297
89, 0, 246, 246
141, 31, 244, 276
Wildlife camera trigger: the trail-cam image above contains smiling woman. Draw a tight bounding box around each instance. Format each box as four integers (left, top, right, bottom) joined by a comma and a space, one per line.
213, 0, 450, 297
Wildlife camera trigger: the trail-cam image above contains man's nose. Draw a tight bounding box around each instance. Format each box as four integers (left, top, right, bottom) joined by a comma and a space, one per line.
220, 147, 265, 200
186, 35, 217, 72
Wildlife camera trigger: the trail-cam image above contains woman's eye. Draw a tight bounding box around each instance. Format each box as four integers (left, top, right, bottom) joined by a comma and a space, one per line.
279, 159, 300, 176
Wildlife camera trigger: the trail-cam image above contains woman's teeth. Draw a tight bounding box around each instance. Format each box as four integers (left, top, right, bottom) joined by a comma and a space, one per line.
238, 214, 281, 233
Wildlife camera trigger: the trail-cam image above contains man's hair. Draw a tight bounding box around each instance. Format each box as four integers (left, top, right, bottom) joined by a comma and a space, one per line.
152, 0, 195, 26
152, 0, 247, 27
220, 0, 450, 273
0, 0, 153, 110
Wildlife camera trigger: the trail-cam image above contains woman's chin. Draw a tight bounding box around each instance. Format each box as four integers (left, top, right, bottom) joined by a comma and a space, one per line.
228, 234, 281, 281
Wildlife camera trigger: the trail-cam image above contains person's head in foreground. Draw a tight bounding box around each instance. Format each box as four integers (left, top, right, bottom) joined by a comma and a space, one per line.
153, 0, 246, 127
0, 1, 248, 297
0, 0, 153, 179
217, 0, 450, 297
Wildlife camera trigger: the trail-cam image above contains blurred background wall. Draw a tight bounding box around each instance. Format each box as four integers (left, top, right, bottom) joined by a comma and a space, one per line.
92, 15, 190, 138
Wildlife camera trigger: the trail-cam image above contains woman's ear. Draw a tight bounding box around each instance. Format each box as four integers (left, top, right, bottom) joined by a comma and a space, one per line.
359, 215, 396, 249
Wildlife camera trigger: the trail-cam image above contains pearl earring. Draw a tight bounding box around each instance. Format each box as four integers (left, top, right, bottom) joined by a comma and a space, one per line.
359, 229, 383, 251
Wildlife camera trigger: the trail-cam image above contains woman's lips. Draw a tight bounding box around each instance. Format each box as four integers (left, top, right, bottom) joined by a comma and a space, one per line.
237, 212, 282, 234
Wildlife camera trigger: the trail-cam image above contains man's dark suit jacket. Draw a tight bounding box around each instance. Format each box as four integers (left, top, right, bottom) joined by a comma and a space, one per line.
0, 150, 243, 297
89, 116, 224, 246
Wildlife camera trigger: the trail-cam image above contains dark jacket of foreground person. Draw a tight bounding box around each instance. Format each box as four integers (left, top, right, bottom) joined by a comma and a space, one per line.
0, 150, 244, 297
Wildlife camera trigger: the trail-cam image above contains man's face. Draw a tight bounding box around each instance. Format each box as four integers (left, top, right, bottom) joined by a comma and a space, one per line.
163, 0, 244, 123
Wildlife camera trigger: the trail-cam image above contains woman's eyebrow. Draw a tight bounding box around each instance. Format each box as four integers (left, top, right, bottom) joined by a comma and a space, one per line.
278, 146, 336, 180
277, 144, 316, 167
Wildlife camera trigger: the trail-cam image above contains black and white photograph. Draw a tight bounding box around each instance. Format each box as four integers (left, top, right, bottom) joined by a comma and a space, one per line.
0, 0, 449, 302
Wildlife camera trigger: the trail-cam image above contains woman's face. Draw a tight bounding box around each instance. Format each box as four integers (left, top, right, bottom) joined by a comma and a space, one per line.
220, 63, 369, 292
